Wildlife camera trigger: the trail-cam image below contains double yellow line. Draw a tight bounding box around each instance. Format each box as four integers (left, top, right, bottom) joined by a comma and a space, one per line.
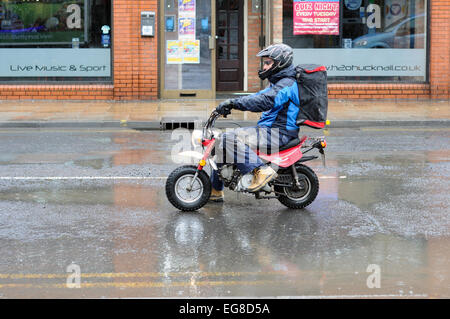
0, 271, 284, 289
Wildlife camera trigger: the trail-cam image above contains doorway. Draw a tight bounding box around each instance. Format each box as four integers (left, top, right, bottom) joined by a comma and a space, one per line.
216, 0, 244, 91
160, 0, 216, 99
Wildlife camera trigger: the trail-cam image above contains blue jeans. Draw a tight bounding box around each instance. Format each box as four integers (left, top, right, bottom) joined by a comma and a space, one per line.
211, 126, 294, 191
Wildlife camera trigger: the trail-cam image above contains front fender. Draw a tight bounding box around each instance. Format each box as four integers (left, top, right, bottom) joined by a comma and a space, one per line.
177, 151, 218, 170
178, 151, 203, 160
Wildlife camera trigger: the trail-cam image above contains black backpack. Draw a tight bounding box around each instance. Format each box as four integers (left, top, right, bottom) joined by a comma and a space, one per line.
294, 64, 328, 129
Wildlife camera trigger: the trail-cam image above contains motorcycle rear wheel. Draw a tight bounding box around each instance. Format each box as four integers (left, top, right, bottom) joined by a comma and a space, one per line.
165, 165, 211, 212
275, 164, 319, 209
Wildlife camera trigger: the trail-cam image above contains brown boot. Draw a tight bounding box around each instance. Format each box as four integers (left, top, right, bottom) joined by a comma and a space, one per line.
209, 188, 224, 202
247, 166, 277, 192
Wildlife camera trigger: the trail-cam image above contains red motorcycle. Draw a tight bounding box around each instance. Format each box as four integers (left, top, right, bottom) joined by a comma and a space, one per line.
165, 110, 327, 211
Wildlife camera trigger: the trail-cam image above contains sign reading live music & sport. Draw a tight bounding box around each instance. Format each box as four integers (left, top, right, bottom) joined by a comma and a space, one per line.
293, 0, 340, 35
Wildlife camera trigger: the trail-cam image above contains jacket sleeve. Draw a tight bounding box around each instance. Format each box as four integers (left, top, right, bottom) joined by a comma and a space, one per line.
232, 79, 295, 113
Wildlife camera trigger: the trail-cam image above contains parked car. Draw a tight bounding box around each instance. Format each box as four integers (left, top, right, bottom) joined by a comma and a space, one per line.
353, 13, 425, 48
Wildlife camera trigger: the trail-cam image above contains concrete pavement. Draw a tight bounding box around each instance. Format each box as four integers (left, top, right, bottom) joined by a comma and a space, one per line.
0, 98, 449, 129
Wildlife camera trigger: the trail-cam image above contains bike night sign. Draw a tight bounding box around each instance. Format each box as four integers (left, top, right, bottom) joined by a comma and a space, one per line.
293, 0, 340, 35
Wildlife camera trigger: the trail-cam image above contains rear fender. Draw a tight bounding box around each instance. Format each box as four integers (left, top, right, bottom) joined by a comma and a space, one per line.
257, 136, 308, 168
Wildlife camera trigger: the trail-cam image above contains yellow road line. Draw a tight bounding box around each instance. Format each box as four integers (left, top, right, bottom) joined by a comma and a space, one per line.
0, 129, 137, 134
0, 280, 279, 289
0, 271, 284, 280
362, 127, 450, 132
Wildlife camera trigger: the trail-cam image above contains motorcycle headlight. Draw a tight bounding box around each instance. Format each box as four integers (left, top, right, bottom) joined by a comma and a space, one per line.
191, 129, 203, 148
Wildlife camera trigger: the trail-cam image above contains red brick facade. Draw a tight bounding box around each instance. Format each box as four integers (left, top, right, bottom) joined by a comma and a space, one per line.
429, 0, 450, 99
113, 0, 158, 100
0, 0, 449, 100
247, 1, 264, 92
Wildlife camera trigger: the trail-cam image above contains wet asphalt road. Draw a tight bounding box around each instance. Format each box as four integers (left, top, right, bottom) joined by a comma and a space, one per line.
0, 126, 448, 298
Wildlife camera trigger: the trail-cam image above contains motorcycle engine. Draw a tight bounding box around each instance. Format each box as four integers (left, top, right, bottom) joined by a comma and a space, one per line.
220, 166, 271, 193
219, 165, 234, 181
236, 173, 253, 192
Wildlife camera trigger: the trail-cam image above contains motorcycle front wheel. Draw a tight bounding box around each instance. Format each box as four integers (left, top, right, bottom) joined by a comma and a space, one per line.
275, 164, 319, 209
165, 165, 211, 211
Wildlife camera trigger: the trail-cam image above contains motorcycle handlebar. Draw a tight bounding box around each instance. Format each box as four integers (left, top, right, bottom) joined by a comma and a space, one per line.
202, 111, 222, 139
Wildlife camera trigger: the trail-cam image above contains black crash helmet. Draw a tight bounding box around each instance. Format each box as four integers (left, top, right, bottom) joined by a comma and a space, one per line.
256, 43, 294, 80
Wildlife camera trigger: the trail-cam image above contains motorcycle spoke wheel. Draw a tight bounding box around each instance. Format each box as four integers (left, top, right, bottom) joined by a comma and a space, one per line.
275, 164, 319, 209
165, 165, 211, 212
174, 175, 203, 203
284, 174, 311, 201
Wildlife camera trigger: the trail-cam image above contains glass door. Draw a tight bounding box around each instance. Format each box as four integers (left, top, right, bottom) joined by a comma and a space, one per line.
160, 0, 216, 99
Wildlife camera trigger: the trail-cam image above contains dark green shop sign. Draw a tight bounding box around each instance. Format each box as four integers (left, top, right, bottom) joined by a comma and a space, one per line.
0, 0, 85, 45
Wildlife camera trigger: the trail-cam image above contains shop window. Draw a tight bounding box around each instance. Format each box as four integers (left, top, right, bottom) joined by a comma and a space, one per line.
0, 0, 112, 82
283, 0, 427, 82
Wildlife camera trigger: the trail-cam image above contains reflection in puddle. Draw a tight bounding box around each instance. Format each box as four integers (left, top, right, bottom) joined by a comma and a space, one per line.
73, 158, 112, 170
0, 182, 161, 209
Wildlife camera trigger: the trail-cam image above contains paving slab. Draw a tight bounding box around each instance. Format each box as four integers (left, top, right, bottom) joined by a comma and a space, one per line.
0, 99, 448, 129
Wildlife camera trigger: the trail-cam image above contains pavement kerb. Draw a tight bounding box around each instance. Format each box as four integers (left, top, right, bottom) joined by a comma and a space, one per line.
0, 119, 449, 129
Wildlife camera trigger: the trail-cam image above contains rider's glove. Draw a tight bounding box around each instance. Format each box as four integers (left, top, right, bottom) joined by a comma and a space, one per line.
216, 99, 234, 117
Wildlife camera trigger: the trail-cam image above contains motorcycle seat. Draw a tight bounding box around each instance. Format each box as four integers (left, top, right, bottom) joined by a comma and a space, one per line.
279, 137, 301, 151
258, 136, 306, 155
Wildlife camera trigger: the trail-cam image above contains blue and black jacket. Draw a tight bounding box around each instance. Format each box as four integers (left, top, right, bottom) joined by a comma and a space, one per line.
232, 64, 300, 138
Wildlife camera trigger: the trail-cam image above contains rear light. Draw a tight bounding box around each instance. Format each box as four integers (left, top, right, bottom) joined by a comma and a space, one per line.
321, 140, 327, 148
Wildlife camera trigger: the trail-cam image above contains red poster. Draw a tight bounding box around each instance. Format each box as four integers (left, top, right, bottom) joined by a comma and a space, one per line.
293, 0, 340, 35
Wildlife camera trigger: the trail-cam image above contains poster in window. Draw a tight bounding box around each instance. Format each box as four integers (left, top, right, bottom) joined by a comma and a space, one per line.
167, 39, 200, 64
182, 39, 200, 63
178, 17, 195, 39
0, 0, 85, 45
178, 0, 195, 14
167, 40, 182, 64
293, 0, 340, 35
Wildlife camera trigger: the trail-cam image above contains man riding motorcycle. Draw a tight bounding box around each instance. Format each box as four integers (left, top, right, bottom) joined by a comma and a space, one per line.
211, 43, 301, 202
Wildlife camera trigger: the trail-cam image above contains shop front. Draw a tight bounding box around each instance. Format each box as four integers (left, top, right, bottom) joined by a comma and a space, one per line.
284, 0, 427, 82
0, 0, 112, 83
0, 0, 448, 100
275, 0, 449, 99
159, 0, 262, 99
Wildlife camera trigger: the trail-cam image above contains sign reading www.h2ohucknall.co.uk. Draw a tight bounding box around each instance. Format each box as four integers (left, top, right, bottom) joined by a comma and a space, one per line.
293, 0, 340, 35
293, 48, 426, 79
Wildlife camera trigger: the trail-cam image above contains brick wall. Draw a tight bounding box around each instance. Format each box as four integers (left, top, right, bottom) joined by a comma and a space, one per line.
0, 85, 113, 100
0, 0, 159, 101
271, 0, 283, 44
247, 0, 264, 92
0, 0, 449, 101
429, 0, 450, 99
113, 0, 158, 100
328, 83, 430, 99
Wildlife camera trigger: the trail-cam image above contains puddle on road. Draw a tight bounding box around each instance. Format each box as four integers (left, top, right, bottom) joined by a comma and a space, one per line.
0, 130, 449, 297
0, 182, 164, 208
0, 179, 448, 297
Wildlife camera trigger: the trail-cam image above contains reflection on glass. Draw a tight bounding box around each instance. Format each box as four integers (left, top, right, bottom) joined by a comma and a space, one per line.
282, 0, 427, 82
230, 12, 238, 26
353, 13, 425, 49
229, 0, 239, 10
229, 29, 238, 44
0, 0, 112, 82
164, 0, 211, 90
229, 45, 238, 59
218, 12, 227, 27
218, 45, 227, 60
218, 29, 227, 44
217, 0, 226, 10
